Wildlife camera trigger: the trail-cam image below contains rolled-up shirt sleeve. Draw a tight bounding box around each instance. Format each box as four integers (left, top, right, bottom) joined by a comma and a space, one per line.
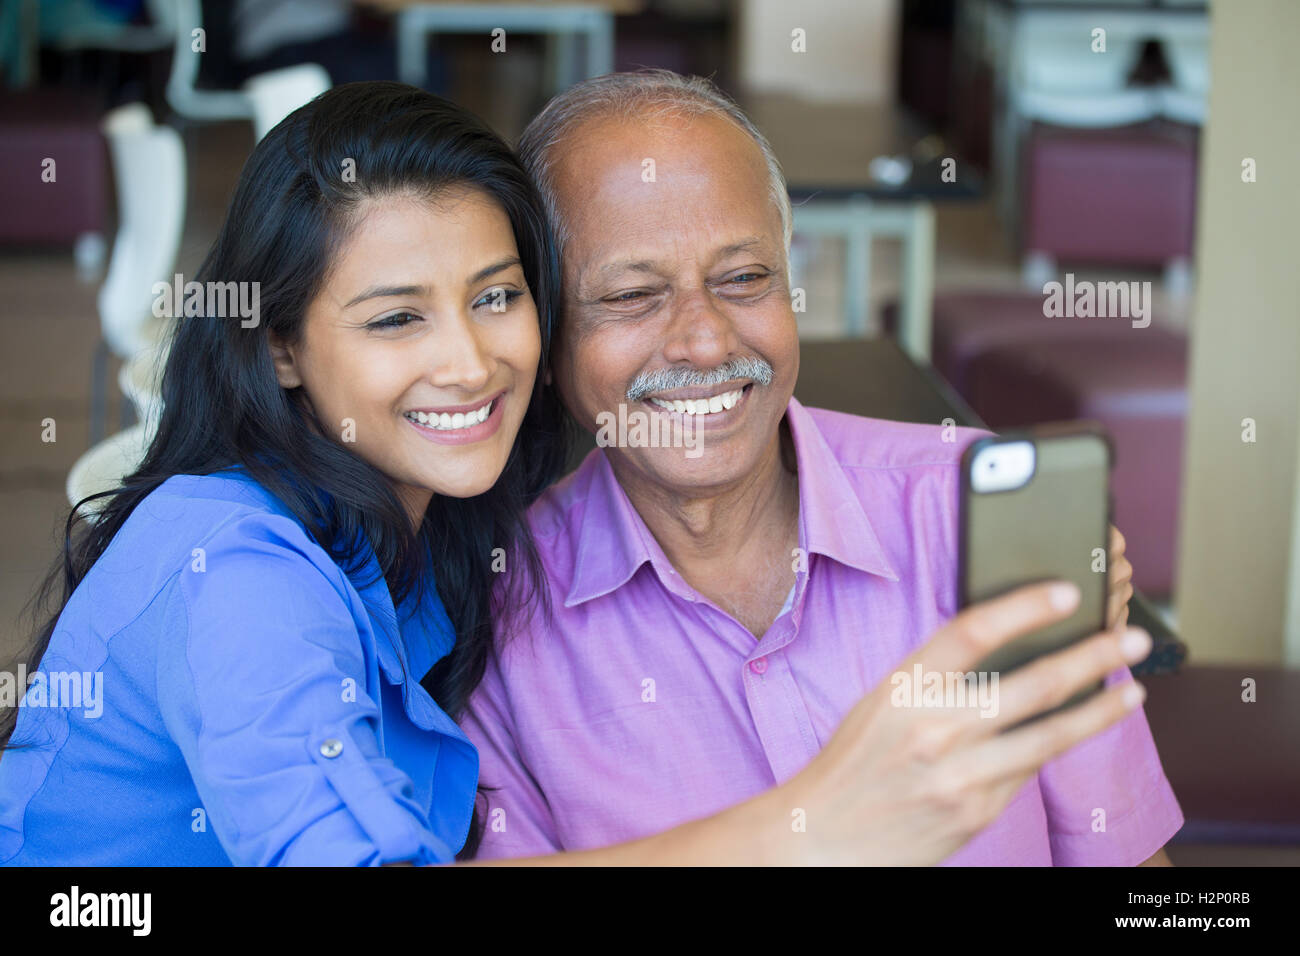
1038, 664, 1185, 866
156, 511, 453, 866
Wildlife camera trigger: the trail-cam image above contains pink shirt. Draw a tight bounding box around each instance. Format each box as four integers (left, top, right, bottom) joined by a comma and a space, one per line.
461, 398, 1184, 864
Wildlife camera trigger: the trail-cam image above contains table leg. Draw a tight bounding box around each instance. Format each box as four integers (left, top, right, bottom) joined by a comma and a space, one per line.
844, 206, 872, 337
398, 13, 428, 88
548, 31, 579, 91
588, 12, 615, 77
898, 202, 935, 362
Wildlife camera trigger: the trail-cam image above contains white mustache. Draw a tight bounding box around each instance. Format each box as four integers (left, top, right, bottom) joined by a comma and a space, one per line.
625, 357, 774, 403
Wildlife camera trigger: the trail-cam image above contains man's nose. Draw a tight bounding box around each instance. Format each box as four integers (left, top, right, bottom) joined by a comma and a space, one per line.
426, 311, 492, 392
661, 286, 740, 368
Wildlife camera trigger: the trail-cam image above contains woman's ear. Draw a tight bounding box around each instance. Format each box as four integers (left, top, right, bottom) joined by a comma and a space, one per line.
267, 331, 303, 389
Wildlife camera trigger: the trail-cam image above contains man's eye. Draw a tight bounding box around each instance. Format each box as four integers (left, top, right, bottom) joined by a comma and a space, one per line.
608, 290, 648, 302
729, 272, 768, 284
368, 312, 419, 330
475, 288, 525, 310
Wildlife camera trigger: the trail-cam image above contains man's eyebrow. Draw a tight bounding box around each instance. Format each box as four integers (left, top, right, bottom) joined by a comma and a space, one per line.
342, 257, 522, 308
591, 239, 771, 283
717, 237, 767, 257
595, 258, 660, 280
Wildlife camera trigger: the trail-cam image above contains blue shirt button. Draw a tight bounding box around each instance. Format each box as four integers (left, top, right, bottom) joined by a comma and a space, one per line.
319, 739, 344, 758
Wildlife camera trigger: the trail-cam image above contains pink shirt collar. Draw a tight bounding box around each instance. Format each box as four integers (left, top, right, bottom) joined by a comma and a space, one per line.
562, 396, 900, 609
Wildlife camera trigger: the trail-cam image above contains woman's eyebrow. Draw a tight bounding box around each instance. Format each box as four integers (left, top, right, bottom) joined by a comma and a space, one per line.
468, 256, 522, 286
342, 257, 521, 308
344, 283, 429, 308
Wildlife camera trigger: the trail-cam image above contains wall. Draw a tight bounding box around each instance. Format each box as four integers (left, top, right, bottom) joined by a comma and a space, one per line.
735, 0, 898, 103
1175, 0, 1300, 665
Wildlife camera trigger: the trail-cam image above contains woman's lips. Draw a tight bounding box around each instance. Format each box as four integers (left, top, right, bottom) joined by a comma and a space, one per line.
403, 391, 506, 445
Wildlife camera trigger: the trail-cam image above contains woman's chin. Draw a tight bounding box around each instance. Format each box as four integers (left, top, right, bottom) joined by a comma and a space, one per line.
417, 465, 505, 500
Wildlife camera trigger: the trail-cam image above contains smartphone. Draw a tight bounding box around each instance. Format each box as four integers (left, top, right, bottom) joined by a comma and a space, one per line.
958, 424, 1113, 719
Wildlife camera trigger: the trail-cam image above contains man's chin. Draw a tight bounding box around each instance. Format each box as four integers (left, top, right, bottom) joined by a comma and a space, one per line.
608, 442, 765, 495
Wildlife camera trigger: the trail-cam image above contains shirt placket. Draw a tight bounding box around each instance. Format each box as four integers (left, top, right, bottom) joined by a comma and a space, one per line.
742, 570, 823, 785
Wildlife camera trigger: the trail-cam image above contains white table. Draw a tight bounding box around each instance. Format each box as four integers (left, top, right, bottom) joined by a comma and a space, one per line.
751, 98, 980, 362
396, 2, 615, 91
792, 198, 936, 360
956, 0, 1209, 238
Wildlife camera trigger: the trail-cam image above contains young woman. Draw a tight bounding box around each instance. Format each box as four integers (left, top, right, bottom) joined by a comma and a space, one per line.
1, 81, 568, 865
0, 83, 1129, 867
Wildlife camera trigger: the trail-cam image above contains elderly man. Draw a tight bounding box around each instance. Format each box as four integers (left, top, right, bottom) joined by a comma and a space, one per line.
460, 71, 1182, 865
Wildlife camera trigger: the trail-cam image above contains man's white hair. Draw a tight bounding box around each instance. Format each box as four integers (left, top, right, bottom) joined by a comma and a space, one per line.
518, 69, 793, 259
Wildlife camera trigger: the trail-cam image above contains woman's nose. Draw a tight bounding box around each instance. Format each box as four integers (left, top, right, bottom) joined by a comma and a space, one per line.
427, 312, 492, 392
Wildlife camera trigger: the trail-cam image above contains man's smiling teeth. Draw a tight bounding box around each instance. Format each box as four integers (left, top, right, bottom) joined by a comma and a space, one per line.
404, 400, 492, 430
648, 388, 744, 415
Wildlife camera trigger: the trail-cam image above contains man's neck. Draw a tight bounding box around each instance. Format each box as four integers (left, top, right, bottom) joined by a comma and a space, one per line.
609, 421, 801, 637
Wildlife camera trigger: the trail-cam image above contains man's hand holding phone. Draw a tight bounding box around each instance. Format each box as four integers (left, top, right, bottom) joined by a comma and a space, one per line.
773, 581, 1150, 866
1107, 525, 1134, 631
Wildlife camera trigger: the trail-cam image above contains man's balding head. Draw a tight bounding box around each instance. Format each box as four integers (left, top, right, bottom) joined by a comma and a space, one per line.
519, 70, 793, 260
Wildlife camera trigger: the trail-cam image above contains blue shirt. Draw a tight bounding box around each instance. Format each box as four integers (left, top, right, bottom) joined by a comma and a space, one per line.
0, 469, 479, 865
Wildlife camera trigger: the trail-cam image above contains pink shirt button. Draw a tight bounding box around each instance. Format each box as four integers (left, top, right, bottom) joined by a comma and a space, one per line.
749, 657, 768, 675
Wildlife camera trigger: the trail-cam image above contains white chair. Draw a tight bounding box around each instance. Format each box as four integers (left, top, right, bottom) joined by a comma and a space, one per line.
118, 343, 167, 441
1015, 35, 1144, 95
165, 0, 254, 124
98, 103, 185, 360
1164, 34, 1210, 96
1160, 34, 1210, 125
1013, 88, 1162, 128
74, 104, 185, 512
66, 424, 150, 519
243, 63, 332, 142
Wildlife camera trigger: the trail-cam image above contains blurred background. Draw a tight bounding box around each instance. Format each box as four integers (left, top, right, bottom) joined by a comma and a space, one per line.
1, 0, 1297, 864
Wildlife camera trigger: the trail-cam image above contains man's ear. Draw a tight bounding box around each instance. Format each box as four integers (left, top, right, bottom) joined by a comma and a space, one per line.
267, 331, 303, 389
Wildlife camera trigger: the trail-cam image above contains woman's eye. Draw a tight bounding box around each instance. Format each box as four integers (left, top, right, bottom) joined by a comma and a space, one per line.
368, 312, 420, 330
608, 290, 647, 302
474, 288, 525, 310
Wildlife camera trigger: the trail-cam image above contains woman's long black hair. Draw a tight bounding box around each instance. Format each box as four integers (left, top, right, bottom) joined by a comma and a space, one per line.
2, 82, 569, 859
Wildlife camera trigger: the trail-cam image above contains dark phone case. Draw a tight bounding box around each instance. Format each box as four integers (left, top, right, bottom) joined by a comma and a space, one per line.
958, 424, 1114, 721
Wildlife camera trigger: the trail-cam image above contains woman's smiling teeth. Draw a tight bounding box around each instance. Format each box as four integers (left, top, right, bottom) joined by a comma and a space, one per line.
648, 387, 744, 416
404, 399, 492, 431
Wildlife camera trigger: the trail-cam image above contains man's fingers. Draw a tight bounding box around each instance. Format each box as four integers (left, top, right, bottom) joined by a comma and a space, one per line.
917, 581, 1080, 675
978, 626, 1150, 733
1107, 578, 1131, 628
1106, 524, 1133, 630
1107, 527, 1131, 580
951, 677, 1146, 788
1108, 524, 1126, 559
1111, 559, 1133, 587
